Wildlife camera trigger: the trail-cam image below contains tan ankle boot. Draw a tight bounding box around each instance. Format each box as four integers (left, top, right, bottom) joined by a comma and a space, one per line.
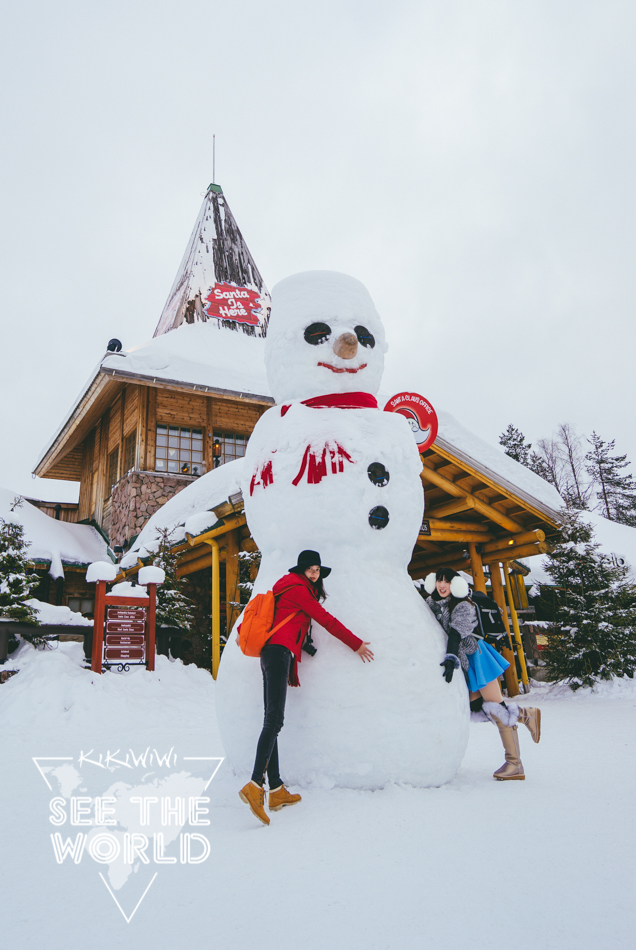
517, 706, 541, 743
269, 785, 302, 811
239, 781, 270, 825
492, 722, 525, 781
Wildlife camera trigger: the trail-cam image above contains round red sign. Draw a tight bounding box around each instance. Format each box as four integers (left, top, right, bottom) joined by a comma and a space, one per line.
383, 392, 438, 452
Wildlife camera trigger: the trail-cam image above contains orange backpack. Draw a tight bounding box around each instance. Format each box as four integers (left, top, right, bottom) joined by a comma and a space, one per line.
237, 588, 298, 657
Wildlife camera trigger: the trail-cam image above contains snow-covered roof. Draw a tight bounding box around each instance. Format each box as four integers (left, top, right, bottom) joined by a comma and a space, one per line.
433, 409, 564, 522
153, 185, 270, 339
0, 488, 110, 579
102, 320, 271, 399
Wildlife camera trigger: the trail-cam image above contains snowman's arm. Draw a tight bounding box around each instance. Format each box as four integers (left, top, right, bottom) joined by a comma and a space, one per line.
286, 587, 363, 652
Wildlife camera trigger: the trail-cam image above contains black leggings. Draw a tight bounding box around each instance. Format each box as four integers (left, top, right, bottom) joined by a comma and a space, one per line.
251, 644, 292, 788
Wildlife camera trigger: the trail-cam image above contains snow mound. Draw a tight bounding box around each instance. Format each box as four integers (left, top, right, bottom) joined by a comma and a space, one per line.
25, 599, 92, 627
138, 566, 165, 586
0, 641, 213, 735
0, 488, 110, 580
86, 561, 118, 583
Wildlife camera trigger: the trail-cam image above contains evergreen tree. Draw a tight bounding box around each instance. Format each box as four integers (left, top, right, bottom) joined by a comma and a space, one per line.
0, 498, 41, 640
542, 510, 636, 689
499, 425, 532, 465
585, 432, 636, 526
152, 528, 196, 632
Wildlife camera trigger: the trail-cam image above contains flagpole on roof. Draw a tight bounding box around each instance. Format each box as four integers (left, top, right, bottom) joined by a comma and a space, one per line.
213, 135, 216, 184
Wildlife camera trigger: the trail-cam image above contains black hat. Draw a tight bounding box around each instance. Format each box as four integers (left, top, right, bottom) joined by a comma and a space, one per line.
289, 550, 331, 578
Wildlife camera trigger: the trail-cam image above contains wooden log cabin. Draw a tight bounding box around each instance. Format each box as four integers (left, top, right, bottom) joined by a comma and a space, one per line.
33, 183, 563, 692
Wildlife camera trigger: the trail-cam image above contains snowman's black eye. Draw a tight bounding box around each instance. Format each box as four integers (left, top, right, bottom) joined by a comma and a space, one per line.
304, 323, 331, 345
355, 325, 375, 348
368, 463, 389, 486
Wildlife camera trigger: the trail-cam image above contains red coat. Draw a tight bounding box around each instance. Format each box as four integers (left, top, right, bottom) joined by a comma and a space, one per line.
267, 572, 363, 684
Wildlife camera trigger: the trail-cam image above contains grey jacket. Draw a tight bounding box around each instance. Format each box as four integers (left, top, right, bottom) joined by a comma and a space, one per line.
428, 595, 479, 671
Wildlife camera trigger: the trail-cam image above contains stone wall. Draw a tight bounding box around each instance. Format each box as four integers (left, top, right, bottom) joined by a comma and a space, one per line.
109, 471, 197, 548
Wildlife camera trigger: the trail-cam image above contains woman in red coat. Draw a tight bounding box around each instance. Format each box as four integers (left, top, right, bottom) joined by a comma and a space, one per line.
239, 550, 374, 825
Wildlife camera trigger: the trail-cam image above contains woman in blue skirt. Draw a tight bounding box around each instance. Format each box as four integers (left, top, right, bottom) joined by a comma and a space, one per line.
424, 568, 541, 781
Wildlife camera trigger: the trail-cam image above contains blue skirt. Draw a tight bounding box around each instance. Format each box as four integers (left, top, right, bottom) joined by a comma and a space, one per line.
466, 641, 510, 692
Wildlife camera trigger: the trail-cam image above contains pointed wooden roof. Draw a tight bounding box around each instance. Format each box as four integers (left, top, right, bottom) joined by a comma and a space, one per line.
153, 184, 270, 338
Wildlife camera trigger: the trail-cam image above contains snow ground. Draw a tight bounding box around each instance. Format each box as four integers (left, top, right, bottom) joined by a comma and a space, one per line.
1, 643, 634, 950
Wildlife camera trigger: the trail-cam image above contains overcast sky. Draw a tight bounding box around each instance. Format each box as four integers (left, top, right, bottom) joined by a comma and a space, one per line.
1, 0, 634, 503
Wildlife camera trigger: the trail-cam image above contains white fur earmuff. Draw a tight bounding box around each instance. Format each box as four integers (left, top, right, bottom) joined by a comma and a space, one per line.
450, 575, 470, 599
424, 573, 437, 594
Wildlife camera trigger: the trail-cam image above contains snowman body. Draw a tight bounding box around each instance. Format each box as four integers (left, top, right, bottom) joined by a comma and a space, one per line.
216, 272, 468, 788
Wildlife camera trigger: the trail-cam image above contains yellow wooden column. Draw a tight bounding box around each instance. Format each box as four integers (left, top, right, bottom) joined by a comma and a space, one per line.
489, 561, 520, 697
225, 529, 240, 639
468, 543, 487, 594
197, 539, 220, 679
503, 560, 530, 691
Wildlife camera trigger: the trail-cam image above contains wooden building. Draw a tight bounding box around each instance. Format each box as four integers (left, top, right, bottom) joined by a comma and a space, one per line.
33, 182, 563, 692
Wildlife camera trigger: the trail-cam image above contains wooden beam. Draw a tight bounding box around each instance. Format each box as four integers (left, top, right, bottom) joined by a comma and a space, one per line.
482, 542, 549, 565
422, 529, 495, 544
177, 549, 227, 577
425, 497, 476, 519
206, 397, 215, 472
426, 518, 490, 533
488, 563, 520, 697
146, 387, 157, 471
503, 560, 529, 690
421, 463, 526, 533
468, 543, 486, 594
481, 529, 545, 554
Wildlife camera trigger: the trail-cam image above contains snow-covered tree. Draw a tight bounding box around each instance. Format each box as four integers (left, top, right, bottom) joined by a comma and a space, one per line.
585, 432, 636, 526
500, 422, 590, 508
499, 425, 532, 465
0, 498, 41, 638
556, 423, 589, 509
152, 527, 196, 632
542, 510, 636, 689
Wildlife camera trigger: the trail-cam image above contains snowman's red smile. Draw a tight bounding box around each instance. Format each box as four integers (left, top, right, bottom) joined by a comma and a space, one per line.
317, 362, 368, 374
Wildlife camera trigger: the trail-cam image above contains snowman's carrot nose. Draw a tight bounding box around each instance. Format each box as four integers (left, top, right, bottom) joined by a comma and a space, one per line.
333, 332, 358, 360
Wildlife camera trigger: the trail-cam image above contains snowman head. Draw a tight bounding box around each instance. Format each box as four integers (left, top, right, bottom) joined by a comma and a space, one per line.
265, 271, 387, 404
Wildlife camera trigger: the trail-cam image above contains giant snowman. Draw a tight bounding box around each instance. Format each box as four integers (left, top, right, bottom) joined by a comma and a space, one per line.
216, 271, 468, 788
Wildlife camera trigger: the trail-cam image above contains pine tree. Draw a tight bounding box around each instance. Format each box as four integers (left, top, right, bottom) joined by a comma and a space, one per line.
499, 425, 532, 466
152, 528, 196, 632
542, 510, 636, 689
585, 432, 636, 526
0, 498, 42, 639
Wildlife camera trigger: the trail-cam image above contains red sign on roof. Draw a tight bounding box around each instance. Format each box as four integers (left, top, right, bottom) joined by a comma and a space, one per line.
204, 282, 263, 326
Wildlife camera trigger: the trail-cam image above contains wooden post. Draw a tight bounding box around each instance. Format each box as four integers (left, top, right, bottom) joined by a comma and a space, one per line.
488, 562, 520, 697
146, 387, 157, 472
210, 540, 220, 680
91, 580, 106, 674
225, 529, 240, 638
206, 398, 215, 473
503, 560, 530, 691
468, 543, 486, 594
146, 583, 157, 671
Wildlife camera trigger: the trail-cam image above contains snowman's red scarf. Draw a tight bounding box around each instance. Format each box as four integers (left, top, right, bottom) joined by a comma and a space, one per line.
250, 393, 377, 494
280, 392, 378, 415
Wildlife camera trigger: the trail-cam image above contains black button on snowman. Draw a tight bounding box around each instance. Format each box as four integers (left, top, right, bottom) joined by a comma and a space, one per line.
367, 463, 390, 528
